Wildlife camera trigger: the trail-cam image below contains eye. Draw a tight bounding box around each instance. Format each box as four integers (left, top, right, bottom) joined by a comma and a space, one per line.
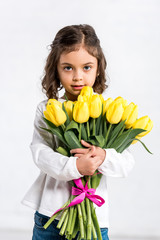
64, 66, 72, 71
84, 66, 91, 71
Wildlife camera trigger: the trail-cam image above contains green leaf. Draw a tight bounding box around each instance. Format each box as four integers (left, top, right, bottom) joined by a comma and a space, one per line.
87, 136, 98, 146
39, 127, 52, 133
86, 135, 105, 147
56, 146, 70, 156
95, 135, 105, 148
107, 121, 126, 147
62, 103, 70, 126
116, 138, 132, 153
65, 120, 79, 133
110, 128, 146, 151
43, 117, 57, 129
96, 111, 103, 135
89, 117, 93, 133
132, 138, 153, 154
81, 123, 88, 141
64, 130, 82, 149
102, 115, 107, 138
43, 117, 68, 147
128, 128, 146, 139
109, 129, 131, 150
91, 170, 102, 189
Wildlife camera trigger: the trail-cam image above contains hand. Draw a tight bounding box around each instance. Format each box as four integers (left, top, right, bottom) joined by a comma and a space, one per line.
70, 140, 106, 176
70, 140, 106, 159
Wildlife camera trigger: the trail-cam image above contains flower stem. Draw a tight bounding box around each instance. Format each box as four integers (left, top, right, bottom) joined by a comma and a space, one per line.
87, 121, 90, 138
85, 177, 92, 240
86, 198, 92, 240
64, 92, 69, 101
43, 198, 70, 229
91, 201, 102, 240
81, 200, 87, 226
77, 233, 81, 240
43, 211, 60, 229
92, 118, 96, 136
72, 217, 79, 238
79, 123, 82, 142
61, 123, 66, 131
103, 115, 107, 136
77, 204, 85, 239
59, 213, 69, 236
91, 170, 102, 189
70, 206, 77, 235
105, 123, 112, 144
56, 208, 69, 229
91, 217, 97, 240
66, 204, 74, 234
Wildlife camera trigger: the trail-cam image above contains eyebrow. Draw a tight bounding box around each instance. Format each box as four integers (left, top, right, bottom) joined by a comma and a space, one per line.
60, 62, 95, 65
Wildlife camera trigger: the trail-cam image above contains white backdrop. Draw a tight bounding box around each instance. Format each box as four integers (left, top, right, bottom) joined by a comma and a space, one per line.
0, 0, 160, 238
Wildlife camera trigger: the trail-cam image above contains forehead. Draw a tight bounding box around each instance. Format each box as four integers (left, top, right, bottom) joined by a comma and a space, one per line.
59, 47, 97, 64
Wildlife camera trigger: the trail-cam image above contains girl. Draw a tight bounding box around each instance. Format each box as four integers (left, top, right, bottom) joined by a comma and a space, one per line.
22, 24, 135, 240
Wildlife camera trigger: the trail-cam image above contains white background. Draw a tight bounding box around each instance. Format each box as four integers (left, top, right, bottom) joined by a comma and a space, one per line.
0, 0, 160, 238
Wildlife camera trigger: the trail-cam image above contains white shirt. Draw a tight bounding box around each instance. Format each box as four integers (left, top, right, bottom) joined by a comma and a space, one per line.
22, 99, 135, 228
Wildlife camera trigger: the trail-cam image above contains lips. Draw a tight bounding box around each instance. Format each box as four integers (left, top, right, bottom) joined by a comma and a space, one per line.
71, 85, 84, 90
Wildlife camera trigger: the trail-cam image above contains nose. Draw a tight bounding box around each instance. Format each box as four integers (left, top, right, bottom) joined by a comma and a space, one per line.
73, 69, 83, 81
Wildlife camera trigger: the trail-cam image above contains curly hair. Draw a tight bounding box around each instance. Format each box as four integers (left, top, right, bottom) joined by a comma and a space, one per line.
42, 24, 108, 99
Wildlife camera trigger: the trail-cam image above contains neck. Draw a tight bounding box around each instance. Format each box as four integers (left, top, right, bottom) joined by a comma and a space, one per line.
62, 92, 78, 101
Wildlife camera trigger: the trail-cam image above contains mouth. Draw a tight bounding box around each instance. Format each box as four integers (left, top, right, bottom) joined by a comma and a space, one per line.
71, 85, 85, 90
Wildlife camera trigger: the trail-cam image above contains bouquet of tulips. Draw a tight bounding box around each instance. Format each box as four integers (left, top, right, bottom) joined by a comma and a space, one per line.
41, 86, 153, 240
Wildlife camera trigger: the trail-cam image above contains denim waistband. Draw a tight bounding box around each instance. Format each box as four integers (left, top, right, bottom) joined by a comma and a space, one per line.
35, 211, 59, 226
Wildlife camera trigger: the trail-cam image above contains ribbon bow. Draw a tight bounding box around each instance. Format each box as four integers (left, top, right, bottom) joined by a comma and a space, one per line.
52, 177, 105, 216
72, 178, 105, 207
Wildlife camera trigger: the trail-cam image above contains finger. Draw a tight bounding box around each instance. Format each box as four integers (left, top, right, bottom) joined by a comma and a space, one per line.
74, 154, 83, 158
87, 145, 96, 156
81, 140, 92, 148
70, 148, 89, 154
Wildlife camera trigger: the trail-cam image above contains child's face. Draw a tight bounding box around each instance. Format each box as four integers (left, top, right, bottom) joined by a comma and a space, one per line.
57, 46, 98, 101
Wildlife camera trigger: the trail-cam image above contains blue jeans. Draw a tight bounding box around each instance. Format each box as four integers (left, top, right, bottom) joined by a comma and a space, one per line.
32, 211, 109, 240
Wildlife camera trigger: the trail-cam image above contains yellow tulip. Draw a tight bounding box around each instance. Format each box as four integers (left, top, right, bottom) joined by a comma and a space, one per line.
103, 98, 113, 115
122, 103, 138, 128
80, 86, 93, 102
99, 94, 104, 103
48, 99, 62, 108
89, 94, 102, 118
64, 101, 74, 120
114, 96, 128, 108
73, 101, 90, 123
44, 100, 67, 126
77, 95, 88, 102
106, 101, 124, 124
132, 116, 153, 137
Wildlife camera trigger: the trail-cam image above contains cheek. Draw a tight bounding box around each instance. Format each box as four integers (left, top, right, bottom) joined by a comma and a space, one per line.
58, 72, 70, 84
86, 72, 97, 86
59, 73, 73, 89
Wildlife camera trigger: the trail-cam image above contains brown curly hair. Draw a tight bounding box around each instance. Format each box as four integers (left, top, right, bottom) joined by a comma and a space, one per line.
42, 24, 108, 99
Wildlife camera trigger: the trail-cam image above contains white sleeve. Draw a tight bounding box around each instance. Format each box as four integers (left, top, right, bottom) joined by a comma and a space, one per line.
98, 148, 135, 177
30, 102, 83, 181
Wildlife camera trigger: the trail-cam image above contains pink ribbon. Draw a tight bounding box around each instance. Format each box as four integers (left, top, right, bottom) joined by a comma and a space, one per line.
52, 177, 105, 216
